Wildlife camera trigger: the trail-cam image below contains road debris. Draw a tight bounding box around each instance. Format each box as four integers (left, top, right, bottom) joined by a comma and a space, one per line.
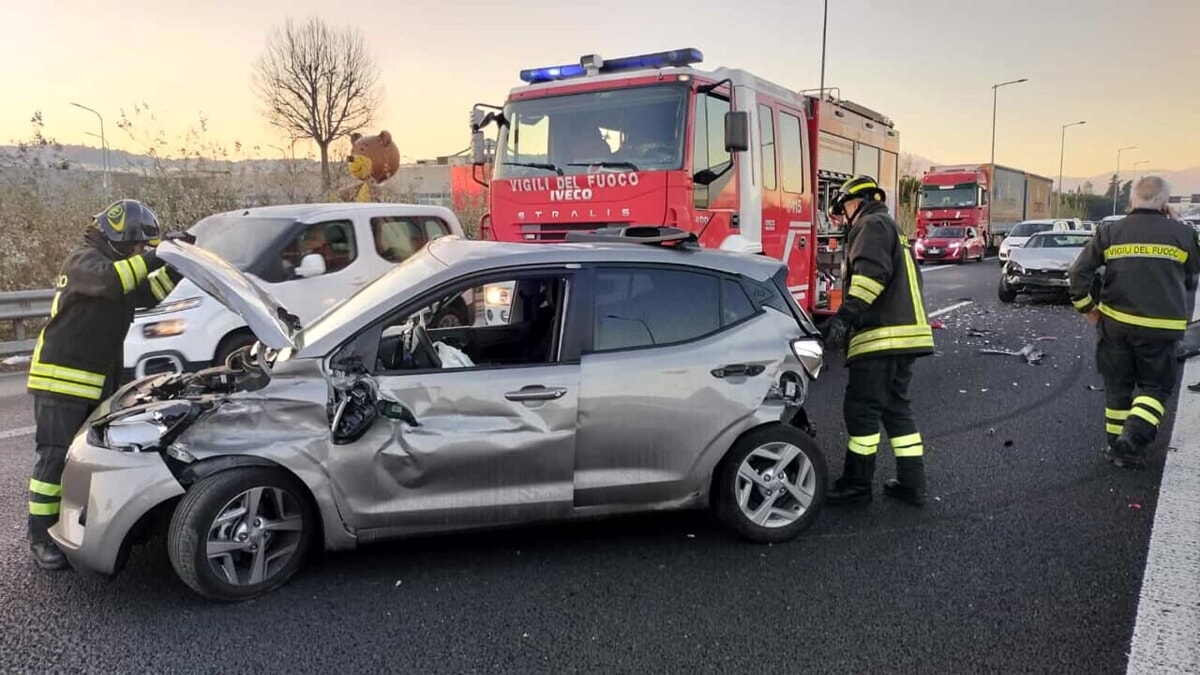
980, 342, 1045, 364
1087, 385, 1104, 391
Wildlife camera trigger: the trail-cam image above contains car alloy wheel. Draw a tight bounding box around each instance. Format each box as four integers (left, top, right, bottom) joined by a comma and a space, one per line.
168, 467, 314, 601
715, 424, 827, 543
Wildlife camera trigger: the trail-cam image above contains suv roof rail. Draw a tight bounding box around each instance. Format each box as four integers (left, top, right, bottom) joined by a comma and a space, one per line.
564, 226, 700, 248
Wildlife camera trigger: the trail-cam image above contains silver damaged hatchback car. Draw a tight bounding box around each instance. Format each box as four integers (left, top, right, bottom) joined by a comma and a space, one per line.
49, 227, 828, 601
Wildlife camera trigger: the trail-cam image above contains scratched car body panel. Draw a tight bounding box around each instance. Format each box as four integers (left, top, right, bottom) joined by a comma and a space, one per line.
50, 231, 827, 601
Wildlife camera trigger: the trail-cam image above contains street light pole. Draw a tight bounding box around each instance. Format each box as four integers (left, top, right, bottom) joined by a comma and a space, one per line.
84, 131, 110, 180
1056, 120, 1086, 218
71, 102, 109, 194
1133, 159, 1150, 182
1113, 145, 1137, 215
990, 78, 1029, 170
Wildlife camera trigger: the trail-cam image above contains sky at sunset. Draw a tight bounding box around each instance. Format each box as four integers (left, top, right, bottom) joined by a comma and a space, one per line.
4, 0, 1197, 179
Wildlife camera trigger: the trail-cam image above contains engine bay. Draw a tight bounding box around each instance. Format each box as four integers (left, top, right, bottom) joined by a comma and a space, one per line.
119, 344, 272, 409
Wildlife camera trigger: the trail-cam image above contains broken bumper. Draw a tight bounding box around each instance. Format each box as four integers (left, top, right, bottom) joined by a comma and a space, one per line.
48, 433, 184, 576
1006, 273, 1069, 289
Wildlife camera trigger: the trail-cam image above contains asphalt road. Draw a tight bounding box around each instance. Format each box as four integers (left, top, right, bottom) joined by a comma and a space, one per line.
0, 259, 1176, 674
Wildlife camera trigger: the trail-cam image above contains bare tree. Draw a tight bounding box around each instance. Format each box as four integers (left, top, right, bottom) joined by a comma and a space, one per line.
251, 17, 383, 191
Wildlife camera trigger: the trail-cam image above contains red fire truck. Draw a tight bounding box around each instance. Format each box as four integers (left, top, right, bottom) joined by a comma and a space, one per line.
467, 48, 901, 317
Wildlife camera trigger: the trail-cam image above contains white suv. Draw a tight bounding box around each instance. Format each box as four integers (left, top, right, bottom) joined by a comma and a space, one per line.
998, 218, 1078, 263
123, 203, 467, 380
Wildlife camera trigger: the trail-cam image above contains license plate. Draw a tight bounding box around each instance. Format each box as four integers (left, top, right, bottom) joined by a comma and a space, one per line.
927, 248, 941, 254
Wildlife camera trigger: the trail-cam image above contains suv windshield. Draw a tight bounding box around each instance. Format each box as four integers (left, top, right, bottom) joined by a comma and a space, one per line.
1009, 222, 1053, 237
494, 83, 689, 178
927, 227, 966, 238
920, 185, 977, 208
190, 216, 296, 271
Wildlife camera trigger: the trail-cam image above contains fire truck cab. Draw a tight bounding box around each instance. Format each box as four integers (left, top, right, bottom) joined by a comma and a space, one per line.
469, 48, 901, 317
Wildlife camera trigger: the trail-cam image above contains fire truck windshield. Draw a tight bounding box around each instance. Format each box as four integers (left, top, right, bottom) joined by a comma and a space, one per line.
919, 185, 978, 208
494, 83, 688, 179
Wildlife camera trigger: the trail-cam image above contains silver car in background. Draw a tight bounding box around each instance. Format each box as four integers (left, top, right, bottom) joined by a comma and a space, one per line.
49, 228, 828, 602
998, 230, 1094, 303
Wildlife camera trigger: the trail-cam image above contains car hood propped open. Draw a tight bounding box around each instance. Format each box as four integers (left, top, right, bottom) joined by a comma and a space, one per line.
156, 240, 300, 350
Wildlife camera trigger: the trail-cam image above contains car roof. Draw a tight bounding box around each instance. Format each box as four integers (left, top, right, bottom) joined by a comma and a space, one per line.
201, 202, 461, 225
423, 237, 785, 281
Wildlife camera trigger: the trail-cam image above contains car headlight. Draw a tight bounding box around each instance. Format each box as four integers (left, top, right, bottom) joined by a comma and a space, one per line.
143, 318, 187, 338
136, 297, 204, 318
91, 401, 197, 454
1006, 262, 1025, 275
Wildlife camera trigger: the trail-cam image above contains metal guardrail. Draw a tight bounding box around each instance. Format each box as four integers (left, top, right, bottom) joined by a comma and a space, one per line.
0, 289, 54, 357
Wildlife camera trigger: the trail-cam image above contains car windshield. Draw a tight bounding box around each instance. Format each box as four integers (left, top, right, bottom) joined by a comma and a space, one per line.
1009, 222, 1053, 237
927, 227, 966, 238
493, 83, 689, 178
1026, 233, 1091, 248
189, 216, 295, 271
919, 185, 977, 208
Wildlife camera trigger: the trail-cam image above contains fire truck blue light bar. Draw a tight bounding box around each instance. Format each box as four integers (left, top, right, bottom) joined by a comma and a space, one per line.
519, 48, 705, 83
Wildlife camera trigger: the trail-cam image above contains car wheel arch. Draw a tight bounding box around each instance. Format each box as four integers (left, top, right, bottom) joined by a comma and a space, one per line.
705, 419, 818, 509
175, 455, 326, 552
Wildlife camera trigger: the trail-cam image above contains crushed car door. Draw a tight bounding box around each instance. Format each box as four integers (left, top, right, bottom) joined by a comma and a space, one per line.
326, 271, 581, 536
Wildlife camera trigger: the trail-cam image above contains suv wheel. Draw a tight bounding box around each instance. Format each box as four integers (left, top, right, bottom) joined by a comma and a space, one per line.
714, 424, 827, 543
168, 467, 315, 602
998, 279, 1018, 303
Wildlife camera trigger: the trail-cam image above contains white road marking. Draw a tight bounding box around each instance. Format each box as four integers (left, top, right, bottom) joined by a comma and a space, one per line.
0, 425, 35, 440
1126, 289, 1200, 674
928, 300, 973, 318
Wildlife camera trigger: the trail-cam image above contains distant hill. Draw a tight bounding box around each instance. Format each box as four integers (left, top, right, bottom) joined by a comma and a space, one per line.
1060, 167, 1200, 197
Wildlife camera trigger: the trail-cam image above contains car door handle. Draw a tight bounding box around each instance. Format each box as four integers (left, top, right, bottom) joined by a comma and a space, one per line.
504, 386, 568, 402
711, 363, 765, 378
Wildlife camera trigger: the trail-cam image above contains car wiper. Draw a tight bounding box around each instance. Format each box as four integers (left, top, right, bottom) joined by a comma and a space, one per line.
502, 161, 563, 176
568, 161, 639, 171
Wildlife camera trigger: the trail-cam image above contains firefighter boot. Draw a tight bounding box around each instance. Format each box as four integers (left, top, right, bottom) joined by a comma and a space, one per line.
826, 451, 876, 505
883, 456, 926, 506
29, 540, 69, 572
1109, 431, 1147, 470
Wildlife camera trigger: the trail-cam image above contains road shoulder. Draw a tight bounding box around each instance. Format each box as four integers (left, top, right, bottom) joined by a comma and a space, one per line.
1126, 293, 1200, 674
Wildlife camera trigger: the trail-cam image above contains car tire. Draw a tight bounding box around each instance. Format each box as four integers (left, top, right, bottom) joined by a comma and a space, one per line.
168, 467, 316, 602
213, 331, 256, 369
998, 280, 1018, 303
714, 424, 827, 544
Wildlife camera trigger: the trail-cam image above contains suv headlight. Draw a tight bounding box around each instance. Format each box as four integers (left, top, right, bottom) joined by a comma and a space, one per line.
1006, 261, 1025, 275
90, 400, 197, 454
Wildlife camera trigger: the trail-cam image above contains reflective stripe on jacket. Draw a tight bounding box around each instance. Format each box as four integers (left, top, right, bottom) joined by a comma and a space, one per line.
1068, 209, 1200, 340
837, 202, 934, 363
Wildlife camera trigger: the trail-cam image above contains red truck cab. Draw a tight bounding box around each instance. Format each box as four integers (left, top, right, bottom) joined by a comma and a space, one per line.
468, 48, 901, 318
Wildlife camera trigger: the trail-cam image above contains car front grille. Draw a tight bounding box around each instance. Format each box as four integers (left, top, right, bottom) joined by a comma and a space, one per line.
518, 222, 612, 241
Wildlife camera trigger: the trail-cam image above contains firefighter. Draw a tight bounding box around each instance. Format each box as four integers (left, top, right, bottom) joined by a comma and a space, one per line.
821, 175, 935, 506
1068, 176, 1200, 469
26, 199, 193, 571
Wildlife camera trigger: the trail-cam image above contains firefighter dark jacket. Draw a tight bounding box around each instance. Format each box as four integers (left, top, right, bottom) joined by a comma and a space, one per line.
27, 229, 183, 403
835, 201, 934, 363
1069, 208, 1200, 340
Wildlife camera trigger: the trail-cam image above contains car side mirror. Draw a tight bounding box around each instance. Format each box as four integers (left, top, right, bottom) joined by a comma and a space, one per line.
724, 111, 750, 153
470, 131, 487, 166
296, 253, 327, 278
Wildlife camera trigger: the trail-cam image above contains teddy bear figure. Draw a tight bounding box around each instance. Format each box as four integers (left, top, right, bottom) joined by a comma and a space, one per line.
335, 130, 400, 202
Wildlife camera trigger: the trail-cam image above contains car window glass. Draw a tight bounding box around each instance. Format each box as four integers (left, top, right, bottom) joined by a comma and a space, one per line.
594, 267, 720, 351
372, 216, 444, 263
279, 220, 356, 277
722, 279, 756, 325
375, 274, 567, 372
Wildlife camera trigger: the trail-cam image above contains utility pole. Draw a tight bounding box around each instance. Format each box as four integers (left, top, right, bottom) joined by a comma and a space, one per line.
819, 0, 828, 103
71, 102, 110, 194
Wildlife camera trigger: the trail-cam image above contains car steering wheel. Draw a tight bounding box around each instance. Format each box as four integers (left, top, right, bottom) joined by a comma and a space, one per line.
405, 317, 442, 369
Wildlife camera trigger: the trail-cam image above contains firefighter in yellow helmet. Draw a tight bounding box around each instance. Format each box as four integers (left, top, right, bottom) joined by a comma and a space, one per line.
821, 175, 935, 506
26, 199, 193, 571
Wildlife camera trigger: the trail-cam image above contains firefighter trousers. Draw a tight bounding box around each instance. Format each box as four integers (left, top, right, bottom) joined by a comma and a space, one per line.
28, 395, 94, 543
844, 354, 926, 464
1096, 318, 1180, 449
